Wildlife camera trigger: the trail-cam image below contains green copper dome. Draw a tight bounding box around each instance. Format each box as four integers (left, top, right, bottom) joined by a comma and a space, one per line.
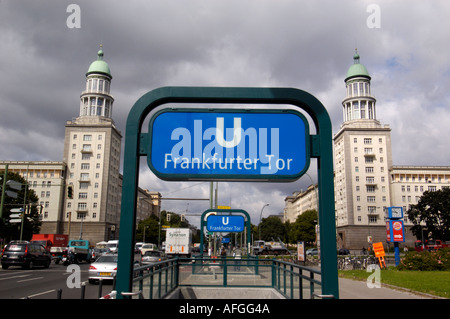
345, 50, 370, 80
86, 49, 111, 77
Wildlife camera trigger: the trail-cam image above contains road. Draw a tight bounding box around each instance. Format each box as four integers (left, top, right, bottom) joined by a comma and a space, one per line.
0, 262, 114, 299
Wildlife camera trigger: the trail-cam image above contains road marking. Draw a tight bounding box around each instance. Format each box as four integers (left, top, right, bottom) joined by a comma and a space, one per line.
22, 289, 56, 299
0, 274, 31, 281
17, 276, 44, 283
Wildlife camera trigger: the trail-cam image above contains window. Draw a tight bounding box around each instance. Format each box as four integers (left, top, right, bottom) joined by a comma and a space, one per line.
77, 203, 87, 210
368, 206, 377, 214
81, 163, 90, 170
83, 135, 92, 141
366, 167, 374, 173
79, 193, 88, 199
364, 138, 372, 145
367, 196, 376, 202
368, 215, 377, 223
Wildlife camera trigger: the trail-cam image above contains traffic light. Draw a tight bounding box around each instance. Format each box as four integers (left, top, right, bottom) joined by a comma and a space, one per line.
166, 213, 171, 221
67, 185, 73, 199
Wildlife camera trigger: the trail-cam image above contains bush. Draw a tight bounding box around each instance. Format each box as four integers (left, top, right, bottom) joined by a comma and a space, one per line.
398, 248, 450, 271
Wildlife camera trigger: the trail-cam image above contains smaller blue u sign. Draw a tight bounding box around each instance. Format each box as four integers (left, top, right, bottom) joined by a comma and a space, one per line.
207, 215, 244, 232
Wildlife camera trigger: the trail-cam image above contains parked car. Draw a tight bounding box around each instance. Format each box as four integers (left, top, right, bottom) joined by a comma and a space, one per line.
140, 243, 157, 255
88, 254, 118, 284
90, 247, 111, 261
1, 241, 52, 269
141, 250, 166, 265
306, 248, 318, 256
338, 248, 350, 255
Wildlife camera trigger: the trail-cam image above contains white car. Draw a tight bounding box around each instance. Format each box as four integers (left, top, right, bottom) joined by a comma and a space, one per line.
140, 243, 157, 255
88, 255, 118, 283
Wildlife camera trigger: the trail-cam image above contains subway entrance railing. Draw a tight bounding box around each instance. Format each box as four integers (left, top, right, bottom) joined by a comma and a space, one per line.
116, 256, 331, 300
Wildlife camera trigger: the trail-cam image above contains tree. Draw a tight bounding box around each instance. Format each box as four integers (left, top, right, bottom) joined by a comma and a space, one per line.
136, 210, 198, 245
259, 216, 286, 242
407, 188, 450, 241
289, 210, 318, 245
0, 171, 40, 242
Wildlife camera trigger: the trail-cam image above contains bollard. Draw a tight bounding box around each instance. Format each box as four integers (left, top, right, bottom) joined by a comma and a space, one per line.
98, 279, 103, 299
80, 282, 86, 299
57, 288, 62, 299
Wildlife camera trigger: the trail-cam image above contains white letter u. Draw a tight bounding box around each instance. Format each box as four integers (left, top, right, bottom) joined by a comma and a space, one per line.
216, 117, 242, 148
222, 217, 229, 225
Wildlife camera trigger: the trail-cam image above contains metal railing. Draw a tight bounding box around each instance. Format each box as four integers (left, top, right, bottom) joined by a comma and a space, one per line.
122, 256, 328, 299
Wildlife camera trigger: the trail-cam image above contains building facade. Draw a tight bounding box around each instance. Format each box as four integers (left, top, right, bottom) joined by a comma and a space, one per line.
0, 161, 66, 234
284, 184, 318, 223
1, 49, 161, 245
285, 51, 450, 250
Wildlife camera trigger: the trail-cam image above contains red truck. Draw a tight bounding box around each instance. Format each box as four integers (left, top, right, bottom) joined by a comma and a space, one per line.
414, 239, 450, 252
31, 234, 69, 263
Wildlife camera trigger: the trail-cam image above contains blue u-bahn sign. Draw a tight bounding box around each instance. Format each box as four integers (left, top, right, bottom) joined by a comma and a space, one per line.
148, 109, 310, 181
207, 215, 245, 232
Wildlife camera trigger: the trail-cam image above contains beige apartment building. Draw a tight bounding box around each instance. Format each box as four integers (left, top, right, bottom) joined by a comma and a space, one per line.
1, 49, 161, 245
286, 51, 449, 250
284, 184, 318, 223
390, 165, 450, 218
0, 161, 66, 234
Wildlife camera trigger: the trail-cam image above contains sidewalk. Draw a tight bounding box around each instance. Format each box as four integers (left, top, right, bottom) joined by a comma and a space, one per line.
338, 277, 435, 299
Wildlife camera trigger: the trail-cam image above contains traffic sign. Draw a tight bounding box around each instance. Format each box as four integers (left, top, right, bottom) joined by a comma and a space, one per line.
10, 208, 24, 213
9, 219, 22, 224
148, 109, 310, 181
5, 190, 18, 198
206, 215, 244, 232
6, 180, 22, 190
9, 213, 22, 219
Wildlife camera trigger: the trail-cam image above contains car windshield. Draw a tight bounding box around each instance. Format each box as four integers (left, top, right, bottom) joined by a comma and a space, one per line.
96, 255, 118, 263
70, 241, 86, 246
5, 244, 26, 252
144, 251, 160, 257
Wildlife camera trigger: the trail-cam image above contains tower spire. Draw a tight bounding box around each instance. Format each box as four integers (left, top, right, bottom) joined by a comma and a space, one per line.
342, 50, 376, 123
79, 47, 114, 119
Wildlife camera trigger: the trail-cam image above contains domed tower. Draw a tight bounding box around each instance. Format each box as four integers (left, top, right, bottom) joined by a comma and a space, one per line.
63, 47, 122, 243
79, 47, 114, 119
341, 49, 377, 123
333, 50, 393, 252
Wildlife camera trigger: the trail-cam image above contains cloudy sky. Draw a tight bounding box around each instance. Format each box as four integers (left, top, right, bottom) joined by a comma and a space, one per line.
1, 0, 449, 227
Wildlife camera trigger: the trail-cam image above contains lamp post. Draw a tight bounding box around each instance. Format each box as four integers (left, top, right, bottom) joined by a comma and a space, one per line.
259, 204, 269, 240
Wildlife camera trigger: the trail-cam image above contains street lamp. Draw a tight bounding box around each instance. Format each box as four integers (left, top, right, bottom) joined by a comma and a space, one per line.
259, 204, 269, 240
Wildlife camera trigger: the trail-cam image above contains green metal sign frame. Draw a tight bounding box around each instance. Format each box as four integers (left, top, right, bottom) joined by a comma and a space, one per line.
116, 86, 339, 299
200, 208, 252, 253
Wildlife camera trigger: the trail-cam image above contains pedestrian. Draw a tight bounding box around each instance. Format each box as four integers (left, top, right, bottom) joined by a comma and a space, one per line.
233, 246, 242, 271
